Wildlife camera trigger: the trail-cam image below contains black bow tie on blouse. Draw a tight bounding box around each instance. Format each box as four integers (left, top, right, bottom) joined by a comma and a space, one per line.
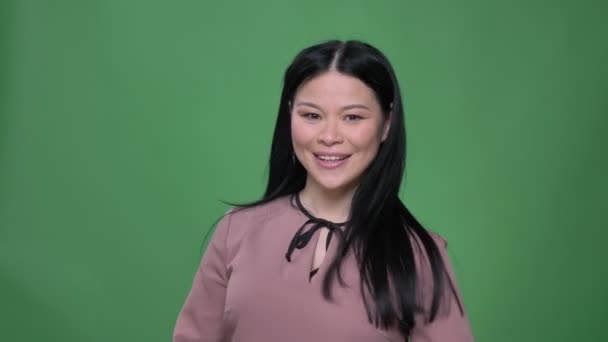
285, 193, 347, 262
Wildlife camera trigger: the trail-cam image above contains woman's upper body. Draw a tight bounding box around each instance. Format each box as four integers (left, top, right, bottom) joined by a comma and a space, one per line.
174, 39, 474, 341
173, 194, 474, 342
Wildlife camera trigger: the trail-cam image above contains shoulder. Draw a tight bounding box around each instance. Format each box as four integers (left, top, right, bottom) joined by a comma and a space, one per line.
410, 230, 448, 257
223, 195, 294, 225
428, 231, 448, 249
209, 195, 295, 260
408, 230, 453, 287
213, 195, 295, 239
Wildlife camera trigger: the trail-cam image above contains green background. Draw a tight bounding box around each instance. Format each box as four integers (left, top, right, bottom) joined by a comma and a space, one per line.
1, 0, 606, 341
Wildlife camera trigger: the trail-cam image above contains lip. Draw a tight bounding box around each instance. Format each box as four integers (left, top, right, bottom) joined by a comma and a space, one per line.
313, 153, 351, 169
314, 152, 351, 158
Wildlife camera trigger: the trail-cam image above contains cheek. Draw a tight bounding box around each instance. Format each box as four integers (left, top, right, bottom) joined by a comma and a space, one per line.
349, 125, 383, 150
291, 121, 315, 147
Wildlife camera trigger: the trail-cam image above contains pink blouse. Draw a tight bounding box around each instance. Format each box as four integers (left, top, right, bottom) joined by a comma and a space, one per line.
173, 195, 474, 341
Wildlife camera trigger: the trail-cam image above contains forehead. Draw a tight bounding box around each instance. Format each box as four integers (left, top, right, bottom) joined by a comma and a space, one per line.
293, 71, 379, 109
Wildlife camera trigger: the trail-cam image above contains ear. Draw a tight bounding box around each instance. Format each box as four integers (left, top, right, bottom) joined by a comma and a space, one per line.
381, 110, 392, 142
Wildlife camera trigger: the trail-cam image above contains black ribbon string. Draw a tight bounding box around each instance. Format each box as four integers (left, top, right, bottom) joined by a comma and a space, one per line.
285, 193, 347, 262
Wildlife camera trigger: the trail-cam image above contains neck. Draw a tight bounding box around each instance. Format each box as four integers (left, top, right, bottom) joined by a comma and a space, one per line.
298, 179, 357, 223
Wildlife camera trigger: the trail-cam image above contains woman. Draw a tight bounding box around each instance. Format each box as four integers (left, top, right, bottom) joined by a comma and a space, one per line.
173, 40, 474, 341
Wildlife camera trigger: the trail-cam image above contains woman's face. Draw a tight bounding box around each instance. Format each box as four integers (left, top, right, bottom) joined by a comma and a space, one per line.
291, 71, 390, 195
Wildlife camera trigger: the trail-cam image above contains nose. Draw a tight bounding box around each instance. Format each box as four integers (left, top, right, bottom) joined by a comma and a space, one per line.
318, 118, 343, 146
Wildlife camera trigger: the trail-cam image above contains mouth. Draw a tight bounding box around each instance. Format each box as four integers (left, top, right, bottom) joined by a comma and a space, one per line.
313, 153, 351, 169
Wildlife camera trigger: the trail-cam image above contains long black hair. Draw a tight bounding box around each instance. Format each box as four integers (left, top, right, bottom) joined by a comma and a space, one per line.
232, 40, 460, 336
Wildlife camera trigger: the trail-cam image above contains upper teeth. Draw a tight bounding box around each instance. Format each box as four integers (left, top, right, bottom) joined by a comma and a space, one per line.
318, 155, 347, 161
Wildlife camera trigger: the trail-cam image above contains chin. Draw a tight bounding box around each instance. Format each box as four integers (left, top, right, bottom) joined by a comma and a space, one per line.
314, 178, 358, 194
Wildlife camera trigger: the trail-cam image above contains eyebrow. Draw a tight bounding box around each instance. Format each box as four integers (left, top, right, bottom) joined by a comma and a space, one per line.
294, 101, 371, 111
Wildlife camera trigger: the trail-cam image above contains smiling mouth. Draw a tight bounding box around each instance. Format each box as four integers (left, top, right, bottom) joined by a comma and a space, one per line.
314, 154, 351, 161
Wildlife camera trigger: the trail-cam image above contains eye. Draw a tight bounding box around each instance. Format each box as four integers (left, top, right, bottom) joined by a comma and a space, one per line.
345, 114, 363, 121
301, 112, 321, 120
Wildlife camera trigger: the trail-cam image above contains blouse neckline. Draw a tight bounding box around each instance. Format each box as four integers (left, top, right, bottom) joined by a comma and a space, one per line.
291, 192, 348, 226
285, 193, 348, 264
